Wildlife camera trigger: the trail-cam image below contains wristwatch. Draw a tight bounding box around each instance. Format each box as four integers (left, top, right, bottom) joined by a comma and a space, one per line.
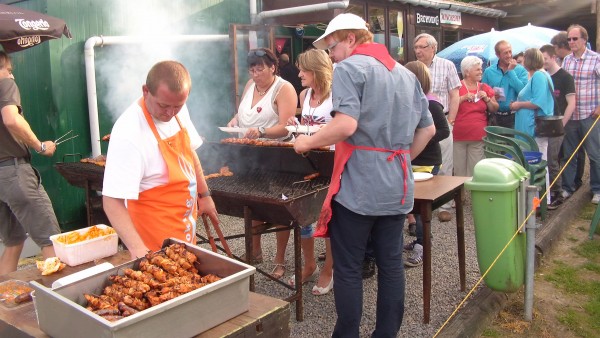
198, 189, 212, 198
36, 142, 46, 154
258, 126, 266, 138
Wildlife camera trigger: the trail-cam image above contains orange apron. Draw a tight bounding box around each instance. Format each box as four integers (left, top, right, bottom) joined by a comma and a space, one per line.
127, 99, 198, 251
313, 141, 409, 238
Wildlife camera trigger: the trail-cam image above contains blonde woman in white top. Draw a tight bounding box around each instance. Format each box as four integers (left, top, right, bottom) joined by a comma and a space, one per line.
286, 49, 334, 295
227, 48, 297, 279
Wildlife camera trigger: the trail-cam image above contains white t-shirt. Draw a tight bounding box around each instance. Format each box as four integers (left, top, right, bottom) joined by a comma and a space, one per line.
102, 99, 202, 200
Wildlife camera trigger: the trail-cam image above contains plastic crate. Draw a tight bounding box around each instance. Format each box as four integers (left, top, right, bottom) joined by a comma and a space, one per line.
50, 225, 118, 266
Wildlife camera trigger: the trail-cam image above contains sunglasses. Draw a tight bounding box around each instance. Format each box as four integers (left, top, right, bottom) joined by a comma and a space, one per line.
567, 37, 580, 42
248, 49, 276, 63
326, 41, 340, 54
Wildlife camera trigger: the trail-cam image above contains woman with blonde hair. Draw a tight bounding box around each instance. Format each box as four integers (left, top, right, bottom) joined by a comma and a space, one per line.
285, 48, 335, 295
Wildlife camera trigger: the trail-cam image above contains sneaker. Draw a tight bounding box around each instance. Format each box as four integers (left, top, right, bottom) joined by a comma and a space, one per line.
438, 210, 452, 222
562, 191, 572, 200
592, 194, 600, 205
403, 240, 417, 252
362, 257, 376, 279
408, 222, 417, 237
404, 244, 423, 267
547, 196, 564, 210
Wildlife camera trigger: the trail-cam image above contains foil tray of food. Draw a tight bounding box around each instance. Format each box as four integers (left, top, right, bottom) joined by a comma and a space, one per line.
30, 239, 255, 338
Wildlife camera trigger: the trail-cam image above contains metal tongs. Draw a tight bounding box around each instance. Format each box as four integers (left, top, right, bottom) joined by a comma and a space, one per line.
54, 130, 79, 146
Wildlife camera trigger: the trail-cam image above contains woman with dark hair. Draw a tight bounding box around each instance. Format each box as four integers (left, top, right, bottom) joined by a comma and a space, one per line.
227, 48, 297, 279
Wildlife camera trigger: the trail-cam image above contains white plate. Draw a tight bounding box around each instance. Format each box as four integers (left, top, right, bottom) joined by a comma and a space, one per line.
219, 127, 248, 134
285, 125, 322, 134
413, 172, 433, 182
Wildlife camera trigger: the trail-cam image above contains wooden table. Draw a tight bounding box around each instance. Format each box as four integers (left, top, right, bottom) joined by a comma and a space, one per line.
414, 175, 470, 324
0, 252, 290, 338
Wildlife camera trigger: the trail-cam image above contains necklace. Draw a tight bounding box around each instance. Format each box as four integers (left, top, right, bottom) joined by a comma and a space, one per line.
255, 77, 276, 96
311, 89, 321, 105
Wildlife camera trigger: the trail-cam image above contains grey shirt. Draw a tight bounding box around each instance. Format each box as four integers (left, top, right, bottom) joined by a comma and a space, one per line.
332, 54, 433, 215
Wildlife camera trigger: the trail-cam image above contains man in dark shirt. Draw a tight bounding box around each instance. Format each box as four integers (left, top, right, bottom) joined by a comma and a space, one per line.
540, 45, 576, 209
0, 51, 60, 274
278, 53, 303, 99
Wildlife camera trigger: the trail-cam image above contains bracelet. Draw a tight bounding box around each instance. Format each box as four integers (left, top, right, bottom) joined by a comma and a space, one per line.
198, 189, 211, 198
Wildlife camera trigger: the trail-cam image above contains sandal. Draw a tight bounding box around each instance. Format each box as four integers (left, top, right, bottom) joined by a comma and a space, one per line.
317, 252, 326, 261
312, 273, 334, 296
288, 265, 320, 287
240, 251, 263, 264
270, 263, 286, 280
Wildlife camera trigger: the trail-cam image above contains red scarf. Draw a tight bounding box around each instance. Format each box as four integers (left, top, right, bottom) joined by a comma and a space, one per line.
351, 43, 396, 71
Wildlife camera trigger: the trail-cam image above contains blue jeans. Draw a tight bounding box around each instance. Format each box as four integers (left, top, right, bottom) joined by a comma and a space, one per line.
561, 117, 600, 194
329, 201, 405, 338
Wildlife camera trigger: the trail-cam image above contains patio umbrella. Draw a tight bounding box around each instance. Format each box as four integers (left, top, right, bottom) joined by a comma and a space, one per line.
0, 4, 71, 53
437, 29, 547, 73
503, 23, 559, 43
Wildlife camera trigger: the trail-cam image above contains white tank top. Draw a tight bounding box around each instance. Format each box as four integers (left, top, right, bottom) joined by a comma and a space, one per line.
301, 88, 333, 125
238, 76, 284, 130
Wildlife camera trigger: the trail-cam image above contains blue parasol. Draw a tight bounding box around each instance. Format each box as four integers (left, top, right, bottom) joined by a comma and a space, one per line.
437, 29, 547, 74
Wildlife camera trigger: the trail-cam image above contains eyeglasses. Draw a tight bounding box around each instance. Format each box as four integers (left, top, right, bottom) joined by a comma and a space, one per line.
567, 37, 581, 42
248, 67, 266, 75
414, 44, 430, 50
326, 41, 340, 54
248, 50, 267, 57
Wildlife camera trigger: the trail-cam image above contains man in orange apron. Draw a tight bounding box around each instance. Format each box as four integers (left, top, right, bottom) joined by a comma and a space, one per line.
294, 14, 435, 337
103, 61, 217, 259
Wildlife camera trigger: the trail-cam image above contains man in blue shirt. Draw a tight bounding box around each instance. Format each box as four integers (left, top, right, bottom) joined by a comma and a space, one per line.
482, 40, 529, 128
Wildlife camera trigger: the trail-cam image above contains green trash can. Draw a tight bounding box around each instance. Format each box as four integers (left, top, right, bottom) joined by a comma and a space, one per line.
465, 158, 530, 292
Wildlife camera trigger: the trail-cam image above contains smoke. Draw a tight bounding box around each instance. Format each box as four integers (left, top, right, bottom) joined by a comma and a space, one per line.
94, 1, 233, 142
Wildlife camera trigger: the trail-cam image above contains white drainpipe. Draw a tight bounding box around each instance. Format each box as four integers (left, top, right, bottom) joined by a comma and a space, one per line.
84, 35, 229, 157
256, 1, 349, 21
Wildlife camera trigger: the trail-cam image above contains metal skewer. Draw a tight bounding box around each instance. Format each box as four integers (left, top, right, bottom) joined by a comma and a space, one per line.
54, 130, 80, 146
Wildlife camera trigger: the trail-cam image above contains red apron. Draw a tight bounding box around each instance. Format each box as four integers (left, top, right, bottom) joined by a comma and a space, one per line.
127, 99, 198, 251
313, 141, 409, 238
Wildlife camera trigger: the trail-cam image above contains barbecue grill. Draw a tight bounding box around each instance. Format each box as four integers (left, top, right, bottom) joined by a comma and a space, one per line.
197, 141, 333, 321
55, 158, 108, 227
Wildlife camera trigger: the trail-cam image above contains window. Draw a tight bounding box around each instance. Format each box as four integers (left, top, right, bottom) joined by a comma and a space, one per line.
368, 6, 386, 45
443, 30, 459, 49
389, 9, 405, 62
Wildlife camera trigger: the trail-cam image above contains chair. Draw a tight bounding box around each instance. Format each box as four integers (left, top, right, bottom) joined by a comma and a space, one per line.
482, 129, 548, 220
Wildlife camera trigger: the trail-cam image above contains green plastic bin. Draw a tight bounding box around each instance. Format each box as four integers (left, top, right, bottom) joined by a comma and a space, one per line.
465, 158, 530, 292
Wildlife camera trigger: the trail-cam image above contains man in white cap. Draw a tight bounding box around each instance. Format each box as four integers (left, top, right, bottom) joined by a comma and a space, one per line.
294, 13, 435, 337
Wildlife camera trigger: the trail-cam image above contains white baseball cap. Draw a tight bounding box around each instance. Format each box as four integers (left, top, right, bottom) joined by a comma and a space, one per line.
313, 13, 368, 50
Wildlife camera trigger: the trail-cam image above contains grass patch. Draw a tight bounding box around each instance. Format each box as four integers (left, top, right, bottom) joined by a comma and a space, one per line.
544, 262, 588, 294
583, 262, 600, 274
557, 309, 589, 337
567, 236, 578, 242
580, 204, 596, 220
575, 240, 600, 260
480, 328, 501, 337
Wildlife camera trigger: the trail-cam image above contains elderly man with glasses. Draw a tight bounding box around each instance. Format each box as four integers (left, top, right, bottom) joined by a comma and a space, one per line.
413, 33, 460, 223
560, 24, 600, 205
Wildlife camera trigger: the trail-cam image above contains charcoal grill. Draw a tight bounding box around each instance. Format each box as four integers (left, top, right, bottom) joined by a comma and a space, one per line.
55, 159, 107, 227
197, 142, 333, 322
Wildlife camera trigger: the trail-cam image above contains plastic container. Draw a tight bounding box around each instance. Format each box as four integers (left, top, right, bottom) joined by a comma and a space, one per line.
505, 151, 542, 164
465, 158, 529, 292
50, 224, 118, 266
0, 279, 33, 308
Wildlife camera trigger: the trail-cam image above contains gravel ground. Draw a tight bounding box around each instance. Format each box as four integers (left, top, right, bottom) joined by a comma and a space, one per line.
205, 195, 482, 338
17, 197, 480, 337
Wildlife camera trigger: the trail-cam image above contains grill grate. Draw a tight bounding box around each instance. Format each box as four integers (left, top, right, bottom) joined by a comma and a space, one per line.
207, 170, 329, 200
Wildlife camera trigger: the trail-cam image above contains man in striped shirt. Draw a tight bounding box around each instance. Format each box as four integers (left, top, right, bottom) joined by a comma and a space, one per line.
561, 24, 600, 204
414, 33, 460, 222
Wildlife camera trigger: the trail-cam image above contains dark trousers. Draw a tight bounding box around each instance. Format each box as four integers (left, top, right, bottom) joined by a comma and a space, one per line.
492, 113, 515, 129
330, 201, 406, 338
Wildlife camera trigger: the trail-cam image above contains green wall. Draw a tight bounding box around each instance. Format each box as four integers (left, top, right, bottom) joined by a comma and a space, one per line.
9, 0, 250, 230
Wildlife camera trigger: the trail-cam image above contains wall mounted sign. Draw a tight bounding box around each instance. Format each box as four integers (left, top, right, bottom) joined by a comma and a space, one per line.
415, 8, 440, 27
440, 9, 462, 25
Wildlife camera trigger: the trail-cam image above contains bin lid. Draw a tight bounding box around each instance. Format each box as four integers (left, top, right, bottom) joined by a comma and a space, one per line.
465, 158, 530, 192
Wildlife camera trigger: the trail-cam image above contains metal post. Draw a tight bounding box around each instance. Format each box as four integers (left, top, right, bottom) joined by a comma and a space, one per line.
524, 185, 540, 321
